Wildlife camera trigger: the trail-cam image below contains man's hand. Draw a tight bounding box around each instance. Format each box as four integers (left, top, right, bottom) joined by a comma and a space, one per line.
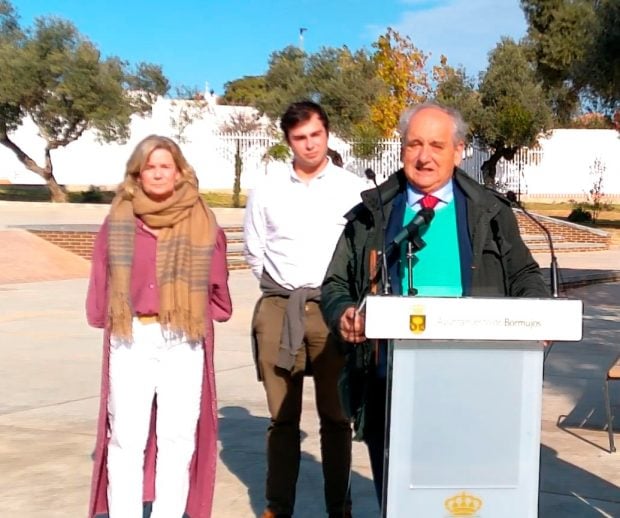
339, 306, 366, 343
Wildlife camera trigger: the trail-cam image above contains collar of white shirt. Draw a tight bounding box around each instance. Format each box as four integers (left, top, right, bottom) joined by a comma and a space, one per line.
289, 157, 331, 183
406, 179, 454, 210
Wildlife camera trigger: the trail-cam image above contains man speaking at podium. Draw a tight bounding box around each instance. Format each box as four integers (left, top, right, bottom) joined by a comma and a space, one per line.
320, 102, 549, 503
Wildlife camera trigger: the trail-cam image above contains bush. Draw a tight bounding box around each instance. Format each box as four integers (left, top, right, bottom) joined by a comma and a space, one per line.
68, 186, 115, 204
82, 185, 104, 203
567, 207, 593, 223
266, 142, 291, 162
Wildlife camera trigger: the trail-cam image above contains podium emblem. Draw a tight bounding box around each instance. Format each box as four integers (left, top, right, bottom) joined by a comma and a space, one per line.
444, 491, 483, 516
409, 305, 426, 333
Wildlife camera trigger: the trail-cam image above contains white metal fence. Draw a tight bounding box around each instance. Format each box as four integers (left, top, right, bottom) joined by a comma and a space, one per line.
493, 147, 545, 193
213, 133, 277, 180
212, 132, 490, 186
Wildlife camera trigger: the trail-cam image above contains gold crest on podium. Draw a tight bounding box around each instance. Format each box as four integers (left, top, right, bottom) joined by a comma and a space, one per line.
409, 305, 426, 334
444, 491, 483, 516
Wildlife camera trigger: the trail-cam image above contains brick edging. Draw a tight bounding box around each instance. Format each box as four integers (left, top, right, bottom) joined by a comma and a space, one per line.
22, 211, 612, 266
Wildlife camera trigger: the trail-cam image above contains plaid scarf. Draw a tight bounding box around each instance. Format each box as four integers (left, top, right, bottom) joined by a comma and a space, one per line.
107, 182, 216, 341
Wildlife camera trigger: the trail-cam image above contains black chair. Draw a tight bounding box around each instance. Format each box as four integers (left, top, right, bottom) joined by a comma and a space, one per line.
603, 354, 620, 453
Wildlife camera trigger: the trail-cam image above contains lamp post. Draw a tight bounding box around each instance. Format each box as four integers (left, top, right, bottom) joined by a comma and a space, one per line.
299, 27, 307, 50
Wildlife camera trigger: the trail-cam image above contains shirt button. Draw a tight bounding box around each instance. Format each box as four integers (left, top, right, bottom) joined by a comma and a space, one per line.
149, 283, 155, 289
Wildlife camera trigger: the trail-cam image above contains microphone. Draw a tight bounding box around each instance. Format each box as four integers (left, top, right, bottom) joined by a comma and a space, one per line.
506, 191, 559, 297
364, 168, 390, 295
385, 208, 435, 258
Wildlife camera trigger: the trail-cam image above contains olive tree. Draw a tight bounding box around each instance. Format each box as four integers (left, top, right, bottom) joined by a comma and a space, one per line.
0, 2, 168, 201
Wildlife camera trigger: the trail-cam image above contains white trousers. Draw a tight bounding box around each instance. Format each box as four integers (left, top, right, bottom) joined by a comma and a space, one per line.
106, 318, 204, 518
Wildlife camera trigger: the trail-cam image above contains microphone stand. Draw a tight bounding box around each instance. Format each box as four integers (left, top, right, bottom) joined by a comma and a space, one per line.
506, 191, 559, 298
380, 211, 428, 517
406, 233, 428, 296
364, 168, 390, 295
506, 191, 558, 364
406, 242, 418, 296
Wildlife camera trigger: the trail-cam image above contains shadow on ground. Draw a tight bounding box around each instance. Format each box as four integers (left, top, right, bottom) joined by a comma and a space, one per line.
540, 445, 620, 516
218, 405, 376, 517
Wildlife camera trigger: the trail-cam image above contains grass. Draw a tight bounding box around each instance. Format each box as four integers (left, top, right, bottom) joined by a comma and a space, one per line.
0, 184, 615, 241
0, 185, 247, 208
526, 203, 620, 245
201, 192, 247, 208
0, 185, 55, 202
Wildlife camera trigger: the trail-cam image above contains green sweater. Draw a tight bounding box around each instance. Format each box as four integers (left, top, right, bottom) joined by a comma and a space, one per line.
399, 200, 463, 296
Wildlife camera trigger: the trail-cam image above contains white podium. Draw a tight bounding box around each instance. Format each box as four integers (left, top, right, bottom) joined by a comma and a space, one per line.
364, 296, 583, 518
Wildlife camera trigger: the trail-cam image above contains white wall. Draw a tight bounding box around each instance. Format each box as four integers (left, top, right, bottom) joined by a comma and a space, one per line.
0, 98, 265, 191
493, 129, 620, 202
1, 101, 619, 201
522, 130, 620, 201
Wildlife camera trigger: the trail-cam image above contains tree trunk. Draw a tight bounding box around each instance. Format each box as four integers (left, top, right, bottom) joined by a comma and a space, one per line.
46, 175, 68, 203
480, 145, 519, 188
232, 141, 242, 208
0, 132, 68, 202
480, 148, 503, 187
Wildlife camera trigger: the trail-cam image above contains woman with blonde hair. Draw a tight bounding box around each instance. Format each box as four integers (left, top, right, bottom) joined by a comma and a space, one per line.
87, 135, 232, 517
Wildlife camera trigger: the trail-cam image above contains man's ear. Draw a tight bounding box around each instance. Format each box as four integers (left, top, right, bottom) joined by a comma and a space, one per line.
453, 142, 465, 167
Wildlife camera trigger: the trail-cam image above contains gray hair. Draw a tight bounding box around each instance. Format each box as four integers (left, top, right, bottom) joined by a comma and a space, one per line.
398, 101, 468, 146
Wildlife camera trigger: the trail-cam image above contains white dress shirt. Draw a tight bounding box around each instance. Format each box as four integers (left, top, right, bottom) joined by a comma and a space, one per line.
244, 160, 368, 290
406, 180, 454, 210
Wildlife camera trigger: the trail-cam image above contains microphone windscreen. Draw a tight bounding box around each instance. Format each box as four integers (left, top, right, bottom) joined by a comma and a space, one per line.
364, 168, 376, 181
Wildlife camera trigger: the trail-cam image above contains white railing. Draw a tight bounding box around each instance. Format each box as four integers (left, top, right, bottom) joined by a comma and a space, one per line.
210, 133, 488, 185
213, 132, 278, 181
494, 147, 544, 193
333, 139, 402, 182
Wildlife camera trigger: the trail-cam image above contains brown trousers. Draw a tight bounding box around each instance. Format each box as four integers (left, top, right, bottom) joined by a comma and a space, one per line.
254, 295, 352, 515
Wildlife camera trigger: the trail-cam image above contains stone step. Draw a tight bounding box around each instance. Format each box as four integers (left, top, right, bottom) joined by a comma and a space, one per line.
525, 241, 609, 252
226, 243, 243, 257
222, 226, 247, 268
521, 233, 570, 243
222, 226, 243, 244
226, 239, 248, 268
226, 255, 249, 270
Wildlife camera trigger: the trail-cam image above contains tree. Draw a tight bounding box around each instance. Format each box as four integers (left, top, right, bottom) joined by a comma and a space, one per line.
521, 0, 595, 122
370, 27, 430, 136
568, 112, 614, 129
584, 0, 620, 105
0, 3, 169, 201
219, 110, 262, 208
218, 31, 434, 150
475, 39, 552, 186
432, 56, 480, 129
255, 45, 310, 121
305, 46, 384, 139
220, 75, 267, 106
169, 85, 210, 143
0, 0, 19, 39
521, 0, 618, 120
219, 110, 262, 134
222, 44, 385, 143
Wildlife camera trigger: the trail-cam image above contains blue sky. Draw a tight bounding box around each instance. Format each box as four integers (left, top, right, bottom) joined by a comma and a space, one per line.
12, 0, 527, 96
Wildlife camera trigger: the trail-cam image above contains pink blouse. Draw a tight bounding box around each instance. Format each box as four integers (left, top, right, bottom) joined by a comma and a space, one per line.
86, 218, 232, 327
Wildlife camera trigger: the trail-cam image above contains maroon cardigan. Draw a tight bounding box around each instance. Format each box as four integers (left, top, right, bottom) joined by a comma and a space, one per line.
86, 217, 232, 518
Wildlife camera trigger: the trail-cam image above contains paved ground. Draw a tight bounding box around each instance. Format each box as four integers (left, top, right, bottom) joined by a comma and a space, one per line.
0, 202, 619, 517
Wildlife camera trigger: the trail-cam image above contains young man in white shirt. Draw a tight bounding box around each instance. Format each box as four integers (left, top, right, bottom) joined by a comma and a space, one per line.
244, 101, 367, 518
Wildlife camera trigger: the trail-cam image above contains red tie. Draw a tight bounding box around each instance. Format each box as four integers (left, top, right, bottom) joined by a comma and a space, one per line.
420, 194, 439, 209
